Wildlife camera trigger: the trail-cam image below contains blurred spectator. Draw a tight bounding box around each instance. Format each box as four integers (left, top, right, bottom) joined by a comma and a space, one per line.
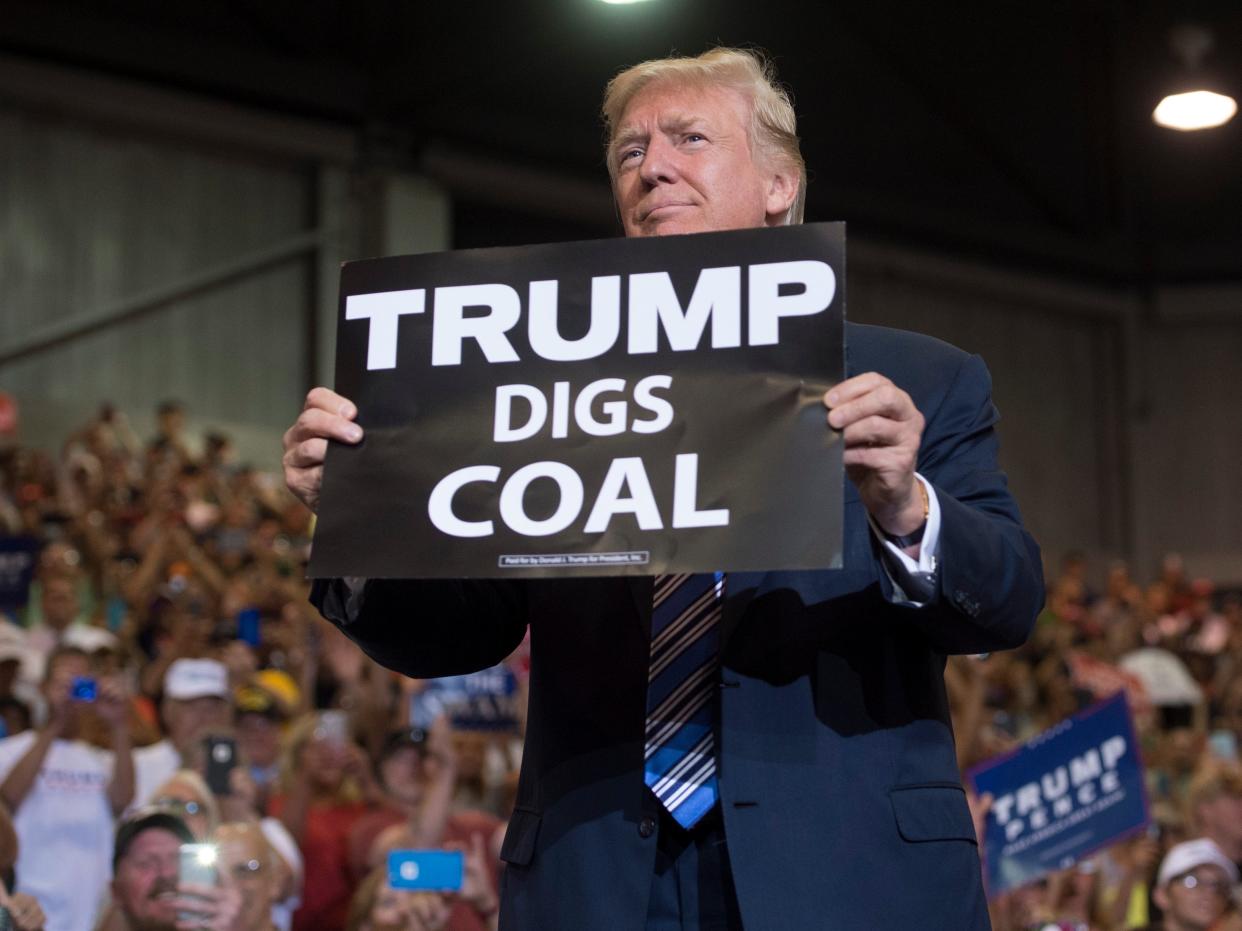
24, 575, 89, 668
271, 713, 384, 931
1147, 838, 1238, 931
0, 802, 46, 931
174, 728, 305, 931
235, 671, 298, 813
214, 821, 280, 931
0, 645, 133, 931
106, 806, 244, 931
345, 839, 499, 931
151, 769, 219, 840
134, 658, 232, 806
1187, 763, 1242, 869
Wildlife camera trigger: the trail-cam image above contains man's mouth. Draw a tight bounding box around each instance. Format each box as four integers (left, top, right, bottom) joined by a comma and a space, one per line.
641, 202, 693, 221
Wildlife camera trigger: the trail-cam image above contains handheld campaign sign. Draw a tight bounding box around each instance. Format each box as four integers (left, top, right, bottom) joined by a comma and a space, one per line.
0, 536, 39, 613
967, 692, 1149, 897
310, 223, 845, 579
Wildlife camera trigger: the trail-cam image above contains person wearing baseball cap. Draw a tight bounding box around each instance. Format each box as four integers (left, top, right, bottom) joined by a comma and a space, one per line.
133, 658, 233, 807
110, 806, 242, 931
1151, 838, 1239, 931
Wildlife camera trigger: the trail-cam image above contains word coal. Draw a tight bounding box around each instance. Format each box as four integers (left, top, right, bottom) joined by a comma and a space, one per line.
428, 454, 725, 539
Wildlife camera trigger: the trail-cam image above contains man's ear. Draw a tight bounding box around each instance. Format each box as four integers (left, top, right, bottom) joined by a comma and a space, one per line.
1152, 884, 1169, 912
764, 167, 798, 225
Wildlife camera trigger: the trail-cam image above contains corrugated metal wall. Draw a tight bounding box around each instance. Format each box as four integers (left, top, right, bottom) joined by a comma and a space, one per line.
0, 107, 315, 465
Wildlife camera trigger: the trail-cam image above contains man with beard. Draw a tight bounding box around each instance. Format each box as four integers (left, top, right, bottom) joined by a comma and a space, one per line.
110, 808, 242, 931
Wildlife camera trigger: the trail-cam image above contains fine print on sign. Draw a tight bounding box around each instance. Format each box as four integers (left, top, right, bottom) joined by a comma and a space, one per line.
309, 223, 846, 579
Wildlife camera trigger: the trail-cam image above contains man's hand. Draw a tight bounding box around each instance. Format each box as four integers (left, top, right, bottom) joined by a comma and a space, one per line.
171, 882, 242, 931
824, 373, 925, 537
94, 676, 129, 730
281, 388, 364, 513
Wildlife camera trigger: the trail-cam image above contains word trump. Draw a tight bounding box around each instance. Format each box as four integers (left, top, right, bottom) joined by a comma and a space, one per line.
991, 736, 1129, 842
344, 260, 836, 369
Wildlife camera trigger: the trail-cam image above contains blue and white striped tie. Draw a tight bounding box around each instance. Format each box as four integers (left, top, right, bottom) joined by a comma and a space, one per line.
644, 572, 723, 829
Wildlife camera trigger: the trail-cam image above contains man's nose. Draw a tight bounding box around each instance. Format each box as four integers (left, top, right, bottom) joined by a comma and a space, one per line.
638, 135, 679, 185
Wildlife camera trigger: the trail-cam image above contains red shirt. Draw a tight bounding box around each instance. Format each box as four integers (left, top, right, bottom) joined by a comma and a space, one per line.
348, 806, 503, 931
270, 795, 371, 931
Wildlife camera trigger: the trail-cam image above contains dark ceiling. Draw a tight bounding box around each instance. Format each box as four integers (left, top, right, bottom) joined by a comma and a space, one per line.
4, 0, 1241, 286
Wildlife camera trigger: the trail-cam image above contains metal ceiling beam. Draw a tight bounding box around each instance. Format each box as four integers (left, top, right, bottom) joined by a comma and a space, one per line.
0, 53, 357, 164
0, 229, 325, 368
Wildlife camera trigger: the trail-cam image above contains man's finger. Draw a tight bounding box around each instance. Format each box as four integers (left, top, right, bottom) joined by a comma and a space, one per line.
287, 407, 364, 447
283, 438, 329, 471
823, 372, 888, 409
827, 384, 916, 430
841, 415, 905, 449
304, 386, 357, 419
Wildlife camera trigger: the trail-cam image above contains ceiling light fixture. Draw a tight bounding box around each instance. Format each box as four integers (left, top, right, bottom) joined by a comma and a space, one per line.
1153, 24, 1237, 131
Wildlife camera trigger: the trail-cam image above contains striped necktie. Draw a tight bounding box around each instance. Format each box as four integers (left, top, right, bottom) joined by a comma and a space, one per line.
644, 572, 723, 829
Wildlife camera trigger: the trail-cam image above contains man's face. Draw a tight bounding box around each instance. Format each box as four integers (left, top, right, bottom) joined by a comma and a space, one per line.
611, 81, 793, 238
164, 696, 231, 754
237, 712, 282, 768
1199, 793, 1242, 848
1157, 866, 1231, 930
112, 828, 181, 931
379, 745, 425, 807
41, 578, 79, 630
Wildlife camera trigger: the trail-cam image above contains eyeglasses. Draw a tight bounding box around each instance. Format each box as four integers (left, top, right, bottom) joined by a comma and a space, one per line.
1174, 873, 1230, 894
153, 797, 202, 817
232, 857, 264, 879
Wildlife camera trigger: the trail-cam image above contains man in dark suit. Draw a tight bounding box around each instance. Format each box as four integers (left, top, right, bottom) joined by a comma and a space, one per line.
284, 48, 1043, 931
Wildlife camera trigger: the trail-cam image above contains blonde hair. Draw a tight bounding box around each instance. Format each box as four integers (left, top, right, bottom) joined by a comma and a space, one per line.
278, 711, 363, 802
154, 768, 221, 834
601, 47, 806, 225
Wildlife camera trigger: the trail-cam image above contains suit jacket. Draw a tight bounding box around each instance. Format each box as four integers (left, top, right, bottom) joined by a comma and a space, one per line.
312, 322, 1044, 931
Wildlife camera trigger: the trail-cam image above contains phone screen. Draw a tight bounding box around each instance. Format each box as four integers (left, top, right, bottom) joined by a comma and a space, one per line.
387, 849, 464, 891
317, 710, 349, 746
237, 608, 261, 647
178, 844, 218, 922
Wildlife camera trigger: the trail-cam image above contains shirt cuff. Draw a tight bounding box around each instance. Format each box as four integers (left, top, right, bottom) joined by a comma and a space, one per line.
866, 473, 941, 605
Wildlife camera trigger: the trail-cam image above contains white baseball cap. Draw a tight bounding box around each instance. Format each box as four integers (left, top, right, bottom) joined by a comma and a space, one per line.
61, 625, 119, 653
1157, 838, 1240, 887
163, 658, 229, 701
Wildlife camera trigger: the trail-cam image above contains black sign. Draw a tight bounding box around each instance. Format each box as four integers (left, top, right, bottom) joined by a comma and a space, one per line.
310, 223, 845, 579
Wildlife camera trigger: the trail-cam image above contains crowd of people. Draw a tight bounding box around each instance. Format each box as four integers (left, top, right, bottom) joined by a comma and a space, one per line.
0, 400, 1239, 931
0, 403, 521, 930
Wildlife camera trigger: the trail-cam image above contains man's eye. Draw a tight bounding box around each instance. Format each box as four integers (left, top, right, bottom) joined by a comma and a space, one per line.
620, 148, 643, 162
684, 133, 706, 143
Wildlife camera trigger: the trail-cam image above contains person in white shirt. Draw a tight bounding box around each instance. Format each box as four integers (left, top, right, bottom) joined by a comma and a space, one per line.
0, 644, 134, 931
133, 658, 232, 807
